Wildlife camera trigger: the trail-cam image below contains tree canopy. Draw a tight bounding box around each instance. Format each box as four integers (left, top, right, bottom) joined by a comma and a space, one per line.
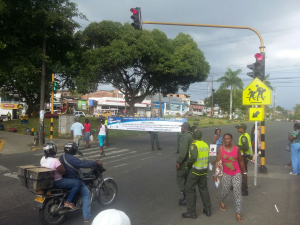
75, 21, 210, 114
0, 0, 84, 114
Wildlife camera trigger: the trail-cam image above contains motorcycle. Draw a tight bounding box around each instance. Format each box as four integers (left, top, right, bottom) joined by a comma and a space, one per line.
35, 152, 117, 225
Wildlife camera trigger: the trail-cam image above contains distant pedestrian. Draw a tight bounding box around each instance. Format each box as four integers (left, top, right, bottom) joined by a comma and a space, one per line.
210, 128, 223, 170
149, 131, 162, 150
104, 118, 109, 146
235, 123, 252, 196
182, 129, 211, 219
97, 118, 108, 154
71, 118, 84, 147
176, 122, 193, 206
7, 112, 11, 120
214, 133, 247, 223
83, 119, 91, 148
288, 123, 300, 175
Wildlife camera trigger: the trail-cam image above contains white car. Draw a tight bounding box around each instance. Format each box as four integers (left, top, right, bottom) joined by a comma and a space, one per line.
74, 111, 86, 117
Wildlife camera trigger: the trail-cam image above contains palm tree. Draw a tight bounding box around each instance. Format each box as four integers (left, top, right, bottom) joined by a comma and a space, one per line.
217, 68, 243, 120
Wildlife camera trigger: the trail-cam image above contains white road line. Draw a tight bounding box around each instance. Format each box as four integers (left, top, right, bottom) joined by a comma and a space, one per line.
4, 172, 18, 179
274, 205, 279, 212
104, 152, 152, 164
86, 151, 136, 160
76, 148, 118, 156
0, 165, 9, 173
34, 147, 117, 156
140, 156, 155, 160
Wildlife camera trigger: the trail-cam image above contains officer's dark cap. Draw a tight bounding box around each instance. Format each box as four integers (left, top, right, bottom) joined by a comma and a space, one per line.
235, 123, 247, 130
181, 122, 191, 128
193, 129, 202, 140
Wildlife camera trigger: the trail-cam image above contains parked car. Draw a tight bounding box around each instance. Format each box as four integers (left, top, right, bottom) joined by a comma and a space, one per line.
74, 111, 86, 117
44, 111, 59, 119
53, 110, 61, 115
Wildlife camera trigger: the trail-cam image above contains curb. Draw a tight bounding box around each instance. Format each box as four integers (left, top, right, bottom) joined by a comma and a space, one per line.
31, 145, 65, 151
0, 139, 6, 152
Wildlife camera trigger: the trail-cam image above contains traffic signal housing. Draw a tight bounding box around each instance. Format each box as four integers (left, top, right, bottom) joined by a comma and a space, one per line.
247, 53, 265, 80
53, 81, 58, 93
130, 7, 142, 30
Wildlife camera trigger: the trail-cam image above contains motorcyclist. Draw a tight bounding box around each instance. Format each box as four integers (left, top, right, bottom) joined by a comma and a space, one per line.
59, 142, 103, 223
41, 142, 81, 210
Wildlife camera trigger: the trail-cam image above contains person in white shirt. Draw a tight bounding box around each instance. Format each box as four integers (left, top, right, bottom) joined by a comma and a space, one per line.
71, 118, 84, 146
97, 119, 108, 153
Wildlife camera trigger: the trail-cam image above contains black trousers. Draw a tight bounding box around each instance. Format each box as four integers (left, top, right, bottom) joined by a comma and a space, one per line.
241, 155, 251, 193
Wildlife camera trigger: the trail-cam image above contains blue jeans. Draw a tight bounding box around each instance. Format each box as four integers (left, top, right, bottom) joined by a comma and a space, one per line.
79, 181, 92, 220
53, 178, 81, 202
291, 143, 300, 174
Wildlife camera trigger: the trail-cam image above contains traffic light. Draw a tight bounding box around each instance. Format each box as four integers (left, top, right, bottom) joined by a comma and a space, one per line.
130, 7, 142, 30
53, 81, 58, 93
247, 52, 265, 80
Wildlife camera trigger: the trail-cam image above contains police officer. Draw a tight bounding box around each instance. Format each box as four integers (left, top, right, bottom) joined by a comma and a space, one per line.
149, 131, 162, 150
176, 132, 183, 153
176, 122, 193, 206
182, 129, 211, 219
235, 123, 253, 196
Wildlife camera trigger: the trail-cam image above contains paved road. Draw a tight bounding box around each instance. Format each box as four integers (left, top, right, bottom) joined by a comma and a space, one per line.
0, 122, 299, 225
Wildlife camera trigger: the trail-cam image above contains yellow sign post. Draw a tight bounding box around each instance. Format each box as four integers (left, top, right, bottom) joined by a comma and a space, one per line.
243, 78, 272, 105
249, 108, 264, 121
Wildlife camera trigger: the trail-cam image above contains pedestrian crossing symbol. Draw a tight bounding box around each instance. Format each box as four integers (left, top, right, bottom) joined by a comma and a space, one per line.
242, 78, 271, 105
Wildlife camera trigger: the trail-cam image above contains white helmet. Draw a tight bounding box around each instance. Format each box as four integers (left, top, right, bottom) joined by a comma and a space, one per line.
92, 209, 131, 225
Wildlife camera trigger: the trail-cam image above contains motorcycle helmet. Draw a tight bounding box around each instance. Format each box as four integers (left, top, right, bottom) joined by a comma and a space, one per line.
64, 142, 78, 155
43, 142, 57, 157
92, 209, 131, 225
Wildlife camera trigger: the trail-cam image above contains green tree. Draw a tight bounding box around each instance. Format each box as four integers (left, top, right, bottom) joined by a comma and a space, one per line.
0, 0, 84, 114
76, 22, 210, 114
293, 104, 300, 119
217, 68, 243, 120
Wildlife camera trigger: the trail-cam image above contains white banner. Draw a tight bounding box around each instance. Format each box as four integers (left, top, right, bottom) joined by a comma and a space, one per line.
107, 117, 187, 132
209, 144, 217, 156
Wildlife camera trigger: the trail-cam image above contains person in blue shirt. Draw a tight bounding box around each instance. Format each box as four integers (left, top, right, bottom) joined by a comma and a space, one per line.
60, 142, 103, 223
71, 118, 84, 147
210, 128, 223, 170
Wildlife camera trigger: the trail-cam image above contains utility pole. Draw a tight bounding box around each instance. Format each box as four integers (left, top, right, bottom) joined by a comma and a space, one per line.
211, 76, 214, 117
273, 87, 276, 120
150, 95, 153, 117
39, 22, 46, 146
159, 89, 162, 117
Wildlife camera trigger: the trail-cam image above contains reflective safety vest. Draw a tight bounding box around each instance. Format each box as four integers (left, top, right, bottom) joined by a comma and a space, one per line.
105, 119, 107, 125
189, 140, 209, 175
238, 132, 253, 155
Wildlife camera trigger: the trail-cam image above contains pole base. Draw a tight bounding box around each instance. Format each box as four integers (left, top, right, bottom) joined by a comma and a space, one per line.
259, 165, 268, 174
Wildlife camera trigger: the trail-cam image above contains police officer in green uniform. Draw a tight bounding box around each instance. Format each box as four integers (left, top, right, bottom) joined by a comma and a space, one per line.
176, 132, 183, 153
235, 123, 253, 196
149, 131, 162, 150
176, 122, 193, 206
182, 129, 211, 219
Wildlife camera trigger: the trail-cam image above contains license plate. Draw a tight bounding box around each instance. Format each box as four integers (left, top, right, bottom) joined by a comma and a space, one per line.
35, 195, 45, 203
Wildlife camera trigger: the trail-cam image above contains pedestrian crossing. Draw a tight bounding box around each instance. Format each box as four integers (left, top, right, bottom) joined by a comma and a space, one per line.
33, 145, 155, 168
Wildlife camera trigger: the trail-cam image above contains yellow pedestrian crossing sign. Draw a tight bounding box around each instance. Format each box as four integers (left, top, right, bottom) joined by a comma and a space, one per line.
242, 78, 272, 105
249, 108, 264, 121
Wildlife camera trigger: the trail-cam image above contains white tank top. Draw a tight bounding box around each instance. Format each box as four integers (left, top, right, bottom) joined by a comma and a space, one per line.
98, 125, 106, 135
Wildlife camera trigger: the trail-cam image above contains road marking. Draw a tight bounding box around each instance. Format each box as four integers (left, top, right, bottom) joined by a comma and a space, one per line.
104, 152, 152, 164
4, 172, 18, 179
0, 164, 9, 173
33, 147, 117, 156
0, 139, 6, 152
274, 204, 279, 212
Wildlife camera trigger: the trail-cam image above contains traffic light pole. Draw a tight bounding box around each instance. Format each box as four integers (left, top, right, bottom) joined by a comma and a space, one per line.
50, 73, 54, 141
142, 21, 267, 173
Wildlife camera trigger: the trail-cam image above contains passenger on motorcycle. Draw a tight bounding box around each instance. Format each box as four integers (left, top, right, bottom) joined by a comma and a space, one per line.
60, 142, 103, 222
41, 142, 81, 210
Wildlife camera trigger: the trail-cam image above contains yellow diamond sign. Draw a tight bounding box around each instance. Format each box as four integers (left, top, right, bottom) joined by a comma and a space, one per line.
249, 108, 264, 121
243, 78, 272, 105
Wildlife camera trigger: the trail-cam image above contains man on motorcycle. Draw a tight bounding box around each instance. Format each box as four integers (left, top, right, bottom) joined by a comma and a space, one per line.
60, 142, 103, 222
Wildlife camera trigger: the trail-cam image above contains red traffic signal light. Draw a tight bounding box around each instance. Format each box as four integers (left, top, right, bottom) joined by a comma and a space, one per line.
130, 7, 142, 30
254, 53, 264, 61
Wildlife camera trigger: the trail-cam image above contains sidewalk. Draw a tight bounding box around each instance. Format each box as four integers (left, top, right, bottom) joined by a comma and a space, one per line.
0, 131, 70, 154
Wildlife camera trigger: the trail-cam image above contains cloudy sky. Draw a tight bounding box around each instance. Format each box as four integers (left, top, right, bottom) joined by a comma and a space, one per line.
72, 0, 300, 111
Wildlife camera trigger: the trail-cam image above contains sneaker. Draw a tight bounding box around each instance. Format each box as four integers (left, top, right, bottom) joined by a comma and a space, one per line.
289, 172, 297, 175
